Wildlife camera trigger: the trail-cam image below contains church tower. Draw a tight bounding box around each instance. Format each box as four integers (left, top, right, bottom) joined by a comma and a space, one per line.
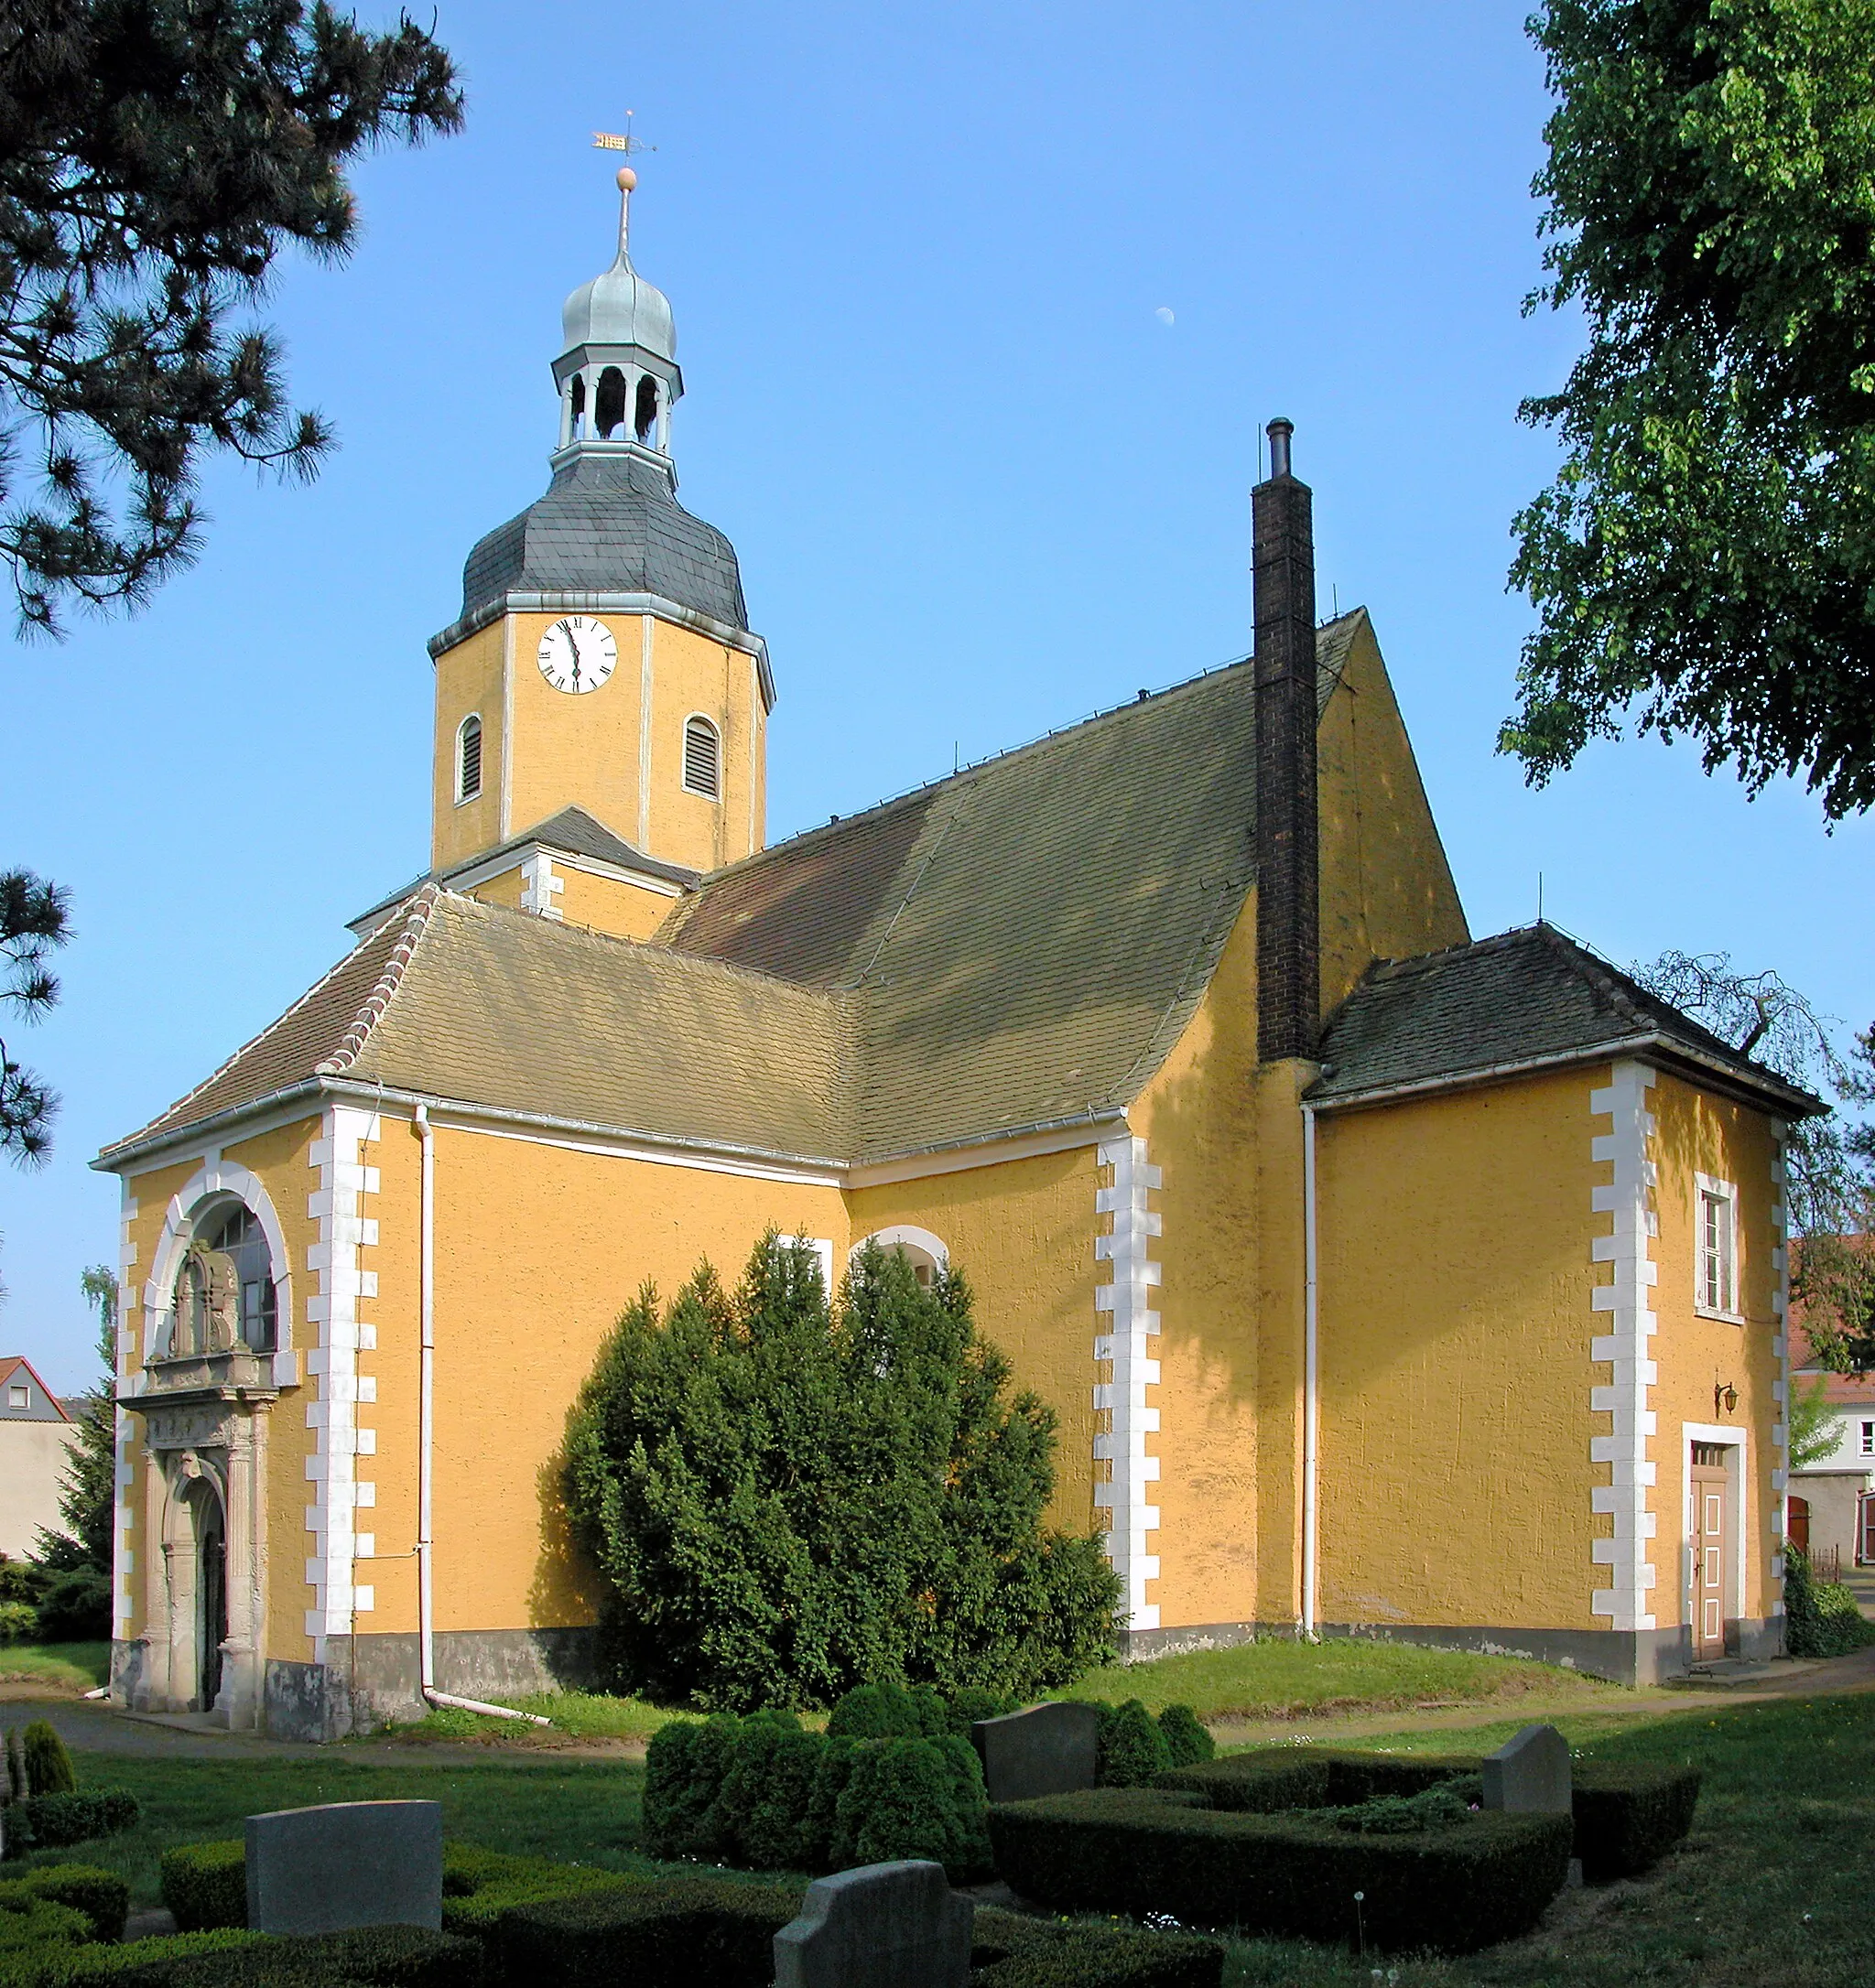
422, 166, 773, 937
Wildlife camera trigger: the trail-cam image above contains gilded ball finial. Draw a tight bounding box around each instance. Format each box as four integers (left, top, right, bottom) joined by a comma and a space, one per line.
617, 166, 637, 192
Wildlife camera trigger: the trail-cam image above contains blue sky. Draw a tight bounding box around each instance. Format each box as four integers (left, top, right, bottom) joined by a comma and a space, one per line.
2, 0, 1869, 1388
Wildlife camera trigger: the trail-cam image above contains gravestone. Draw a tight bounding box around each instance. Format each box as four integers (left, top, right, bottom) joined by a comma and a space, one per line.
970, 1701, 1100, 1803
1480, 1723, 1572, 1814
246, 1799, 443, 1936
773, 1859, 971, 1988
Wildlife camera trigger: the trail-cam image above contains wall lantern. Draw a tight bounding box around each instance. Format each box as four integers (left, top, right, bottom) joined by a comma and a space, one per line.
1714, 1381, 1740, 1417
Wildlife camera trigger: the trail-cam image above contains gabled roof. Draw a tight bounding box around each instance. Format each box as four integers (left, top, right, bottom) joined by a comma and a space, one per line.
103, 889, 850, 1167
0, 1356, 71, 1422
349, 805, 698, 938
656, 619, 1367, 1161
1311, 924, 1825, 1117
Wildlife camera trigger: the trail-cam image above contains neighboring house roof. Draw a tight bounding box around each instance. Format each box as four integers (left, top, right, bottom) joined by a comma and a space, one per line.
0, 1356, 71, 1423
349, 805, 699, 937
439, 451, 749, 644
1310, 924, 1826, 1118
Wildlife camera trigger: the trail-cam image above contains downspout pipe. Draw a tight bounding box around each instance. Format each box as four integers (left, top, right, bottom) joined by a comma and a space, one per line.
413, 1105, 549, 1726
1301, 1100, 1320, 1642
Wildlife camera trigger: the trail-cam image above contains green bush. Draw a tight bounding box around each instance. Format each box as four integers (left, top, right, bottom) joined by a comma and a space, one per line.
1783, 1540, 1875, 1658
739, 1729, 824, 1872
988, 1788, 1572, 1952
1326, 1784, 1470, 1834
9, 1792, 140, 1854
19, 1728, 74, 1800
5, 1869, 128, 1943
31, 1573, 109, 1648
5, 1733, 21, 1805
1097, 1701, 1171, 1788
1154, 1704, 1213, 1768
489, 1875, 802, 1988
826, 1682, 945, 1740
0, 1608, 36, 1648
0, 1892, 91, 1965
1571, 1759, 1702, 1878
976, 1929, 1224, 1988
158, 1843, 244, 1933
641, 1715, 742, 1863
564, 1237, 1121, 1710
944, 1686, 1019, 1735
439, 1844, 628, 1938
71, 1925, 480, 1987
830, 1737, 969, 1872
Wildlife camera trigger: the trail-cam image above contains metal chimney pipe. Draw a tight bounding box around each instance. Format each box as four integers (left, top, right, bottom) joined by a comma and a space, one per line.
1253, 417, 1319, 1063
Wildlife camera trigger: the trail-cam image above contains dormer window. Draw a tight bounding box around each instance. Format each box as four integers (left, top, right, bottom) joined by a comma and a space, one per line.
457, 714, 482, 804
683, 715, 721, 799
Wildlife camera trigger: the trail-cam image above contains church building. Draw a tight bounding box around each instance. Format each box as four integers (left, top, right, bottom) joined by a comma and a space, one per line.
96, 171, 1820, 1739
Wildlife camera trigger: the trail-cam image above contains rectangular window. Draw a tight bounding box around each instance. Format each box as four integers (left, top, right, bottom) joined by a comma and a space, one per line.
5, 1386, 25, 1410
1861, 1421, 1873, 1457
1696, 1175, 1740, 1318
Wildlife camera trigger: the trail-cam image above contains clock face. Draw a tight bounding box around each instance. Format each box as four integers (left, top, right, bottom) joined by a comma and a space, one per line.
536, 615, 618, 695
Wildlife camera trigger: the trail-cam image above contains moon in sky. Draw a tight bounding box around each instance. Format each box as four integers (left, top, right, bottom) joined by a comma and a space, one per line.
1154, 306, 1175, 326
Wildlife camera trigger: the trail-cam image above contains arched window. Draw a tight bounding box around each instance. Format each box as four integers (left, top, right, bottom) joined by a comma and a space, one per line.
568, 373, 586, 439
171, 1204, 276, 1356
634, 375, 660, 444
595, 367, 627, 438
457, 714, 482, 803
849, 1226, 948, 1290
682, 715, 721, 799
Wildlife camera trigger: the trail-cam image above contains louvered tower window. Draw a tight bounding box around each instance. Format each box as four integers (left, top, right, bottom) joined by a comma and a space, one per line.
457, 714, 482, 803
683, 715, 721, 799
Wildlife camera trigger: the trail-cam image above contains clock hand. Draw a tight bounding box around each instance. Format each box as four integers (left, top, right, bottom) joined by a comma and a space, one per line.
564, 624, 583, 687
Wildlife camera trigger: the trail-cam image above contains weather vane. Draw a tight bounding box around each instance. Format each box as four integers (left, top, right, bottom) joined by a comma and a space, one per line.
593, 113, 656, 254
593, 113, 655, 161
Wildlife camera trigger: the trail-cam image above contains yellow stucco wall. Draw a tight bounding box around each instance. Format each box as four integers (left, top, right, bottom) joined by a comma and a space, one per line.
846, 1148, 1102, 1540
554, 864, 681, 940
1317, 616, 1470, 1015
1128, 909, 1263, 1631
432, 611, 765, 881
1312, 1069, 1599, 1631
430, 622, 506, 870
426, 1127, 843, 1634
1647, 1071, 1784, 1626
464, 867, 525, 913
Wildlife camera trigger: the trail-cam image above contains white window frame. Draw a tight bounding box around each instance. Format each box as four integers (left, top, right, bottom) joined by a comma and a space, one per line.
850, 1226, 950, 1289
455, 712, 483, 805
6, 1386, 26, 1410
681, 712, 722, 801
1694, 1172, 1742, 1322
1860, 1420, 1874, 1458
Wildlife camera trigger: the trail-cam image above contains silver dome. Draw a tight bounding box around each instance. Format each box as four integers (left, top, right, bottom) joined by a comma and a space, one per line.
559, 252, 676, 362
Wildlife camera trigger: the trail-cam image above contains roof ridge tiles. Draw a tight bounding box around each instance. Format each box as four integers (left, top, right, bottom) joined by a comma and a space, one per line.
319, 885, 443, 1075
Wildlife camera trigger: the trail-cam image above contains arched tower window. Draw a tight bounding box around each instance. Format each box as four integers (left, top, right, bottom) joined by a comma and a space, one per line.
595, 367, 627, 439
634, 376, 660, 445
682, 715, 721, 799
567, 373, 586, 440
171, 1204, 277, 1357
457, 714, 482, 803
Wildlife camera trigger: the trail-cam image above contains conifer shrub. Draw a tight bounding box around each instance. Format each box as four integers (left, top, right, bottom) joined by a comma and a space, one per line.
1782, 1540, 1875, 1657
20, 1725, 75, 1798
4, 1730, 20, 1803
944, 1686, 1020, 1734
1097, 1700, 1172, 1787
566, 1237, 1122, 1710
1155, 1704, 1214, 1768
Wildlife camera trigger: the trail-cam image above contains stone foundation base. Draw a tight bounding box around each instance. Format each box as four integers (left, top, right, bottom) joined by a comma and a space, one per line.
1112, 1615, 1786, 1686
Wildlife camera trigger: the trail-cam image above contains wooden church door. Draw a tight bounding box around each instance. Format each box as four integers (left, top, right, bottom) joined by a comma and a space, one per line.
1691, 1443, 1733, 1661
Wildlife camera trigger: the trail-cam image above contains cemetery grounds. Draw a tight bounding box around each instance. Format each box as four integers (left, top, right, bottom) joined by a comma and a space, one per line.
7, 1637, 1875, 1987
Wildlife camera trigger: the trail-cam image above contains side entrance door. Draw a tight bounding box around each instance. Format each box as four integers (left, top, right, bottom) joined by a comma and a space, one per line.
1691, 1443, 1733, 1660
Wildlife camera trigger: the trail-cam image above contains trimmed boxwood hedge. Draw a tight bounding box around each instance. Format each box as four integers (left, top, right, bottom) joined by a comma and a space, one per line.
1571, 1759, 1702, 1880
971, 1905, 1223, 1987
489, 1875, 803, 1988
2, 1869, 129, 1944
988, 1787, 1573, 1952
157, 1845, 244, 1935
82, 1926, 478, 1987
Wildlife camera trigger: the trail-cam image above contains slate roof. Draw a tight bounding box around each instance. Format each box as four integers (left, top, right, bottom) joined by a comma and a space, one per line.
450, 451, 747, 636
1311, 924, 1824, 1115
349, 805, 698, 937
106, 889, 850, 1163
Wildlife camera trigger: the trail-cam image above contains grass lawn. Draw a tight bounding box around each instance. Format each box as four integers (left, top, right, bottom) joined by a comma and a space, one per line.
0, 1641, 108, 1691
1053, 1638, 1628, 1723
385, 1689, 691, 1745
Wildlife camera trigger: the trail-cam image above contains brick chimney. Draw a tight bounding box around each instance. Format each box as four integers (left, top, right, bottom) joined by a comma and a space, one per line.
1253, 417, 1319, 1064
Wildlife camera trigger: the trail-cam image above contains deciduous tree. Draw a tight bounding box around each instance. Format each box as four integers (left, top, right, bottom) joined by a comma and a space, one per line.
1507, 0, 1875, 816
